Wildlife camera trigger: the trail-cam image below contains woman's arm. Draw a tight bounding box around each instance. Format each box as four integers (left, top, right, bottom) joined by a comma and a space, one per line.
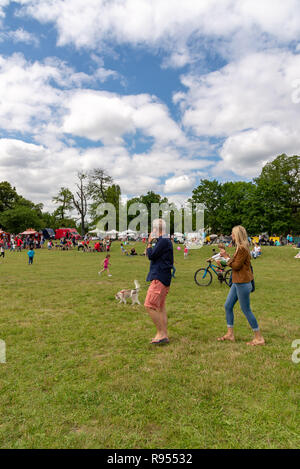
227, 247, 248, 271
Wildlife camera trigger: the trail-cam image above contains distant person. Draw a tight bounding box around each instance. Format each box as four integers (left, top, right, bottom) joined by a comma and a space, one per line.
130, 247, 137, 256
251, 243, 262, 259
144, 218, 174, 345
218, 225, 265, 346
0, 244, 4, 258
17, 238, 23, 252
120, 243, 128, 255
98, 254, 112, 277
27, 248, 35, 265
184, 245, 189, 259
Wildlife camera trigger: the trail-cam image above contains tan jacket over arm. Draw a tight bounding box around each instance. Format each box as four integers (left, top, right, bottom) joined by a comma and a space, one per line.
227, 246, 253, 284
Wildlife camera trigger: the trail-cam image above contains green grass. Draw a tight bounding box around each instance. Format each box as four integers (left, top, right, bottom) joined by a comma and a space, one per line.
0, 243, 299, 448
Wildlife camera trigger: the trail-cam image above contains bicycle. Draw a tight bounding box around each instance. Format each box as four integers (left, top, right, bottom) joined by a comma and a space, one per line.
194, 260, 232, 287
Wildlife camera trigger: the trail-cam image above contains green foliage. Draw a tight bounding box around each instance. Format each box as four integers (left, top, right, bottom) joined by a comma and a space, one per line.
254, 154, 300, 234
52, 187, 73, 220
0, 206, 45, 233
0, 182, 20, 211
127, 191, 169, 232
191, 154, 300, 235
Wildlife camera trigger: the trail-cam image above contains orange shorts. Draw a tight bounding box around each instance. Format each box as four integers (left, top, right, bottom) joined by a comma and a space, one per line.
144, 280, 170, 311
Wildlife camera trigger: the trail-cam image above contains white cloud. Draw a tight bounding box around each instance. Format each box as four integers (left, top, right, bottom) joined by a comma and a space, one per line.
2, 1, 300, 206
62, 90, 186, 145
0, 28, 39, 45
164, 175, 196, 194
216, 126, 300, 177
0, 53, 122, 140
15, 0, 300, 64
177, 49, 300, 175
0, 0, 9, 20
0, 52, 212, 204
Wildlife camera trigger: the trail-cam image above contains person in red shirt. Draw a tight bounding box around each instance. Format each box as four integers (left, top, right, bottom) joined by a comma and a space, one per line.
17, 238, 23, 252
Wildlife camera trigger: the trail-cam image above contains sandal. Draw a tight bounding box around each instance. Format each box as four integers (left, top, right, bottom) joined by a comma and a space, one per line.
151, 337, 169, 345
246, 339, 265, 346
217, 335, 235, 342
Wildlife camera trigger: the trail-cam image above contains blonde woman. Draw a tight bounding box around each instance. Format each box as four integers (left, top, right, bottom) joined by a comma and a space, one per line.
218, 225, 265, 346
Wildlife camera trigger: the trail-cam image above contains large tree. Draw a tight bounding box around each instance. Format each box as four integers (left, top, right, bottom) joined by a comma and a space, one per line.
254, 154, 300, 234
190, 180, 223, 233
72, 172, 89, 236
87, 169, 113, 202
127, 191, 169, 233
0, 182, 19, 212
52, 187, 74, 220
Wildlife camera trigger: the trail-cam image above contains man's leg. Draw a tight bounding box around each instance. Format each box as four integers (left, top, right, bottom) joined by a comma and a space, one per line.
161, 305, 168, 338
146, 307, 166, 341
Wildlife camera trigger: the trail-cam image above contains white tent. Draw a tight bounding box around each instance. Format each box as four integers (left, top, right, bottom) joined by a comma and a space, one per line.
106, 229, 119, 238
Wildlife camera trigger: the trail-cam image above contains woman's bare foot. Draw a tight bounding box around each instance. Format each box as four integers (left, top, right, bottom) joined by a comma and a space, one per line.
217, 332, 235, 342
247, 338, 265, 346
247, 331, 265, 346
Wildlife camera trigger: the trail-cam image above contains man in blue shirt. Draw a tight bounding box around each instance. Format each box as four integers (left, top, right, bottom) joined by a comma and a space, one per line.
144, 219, 174, 345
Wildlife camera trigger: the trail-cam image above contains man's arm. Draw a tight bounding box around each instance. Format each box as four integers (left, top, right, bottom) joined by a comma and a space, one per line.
147, 238, 166, 261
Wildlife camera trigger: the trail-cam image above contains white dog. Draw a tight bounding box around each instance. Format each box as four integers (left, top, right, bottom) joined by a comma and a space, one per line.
115, 280, 141, 305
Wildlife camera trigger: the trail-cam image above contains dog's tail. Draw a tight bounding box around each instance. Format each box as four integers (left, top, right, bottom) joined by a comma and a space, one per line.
134, 279, 140, 291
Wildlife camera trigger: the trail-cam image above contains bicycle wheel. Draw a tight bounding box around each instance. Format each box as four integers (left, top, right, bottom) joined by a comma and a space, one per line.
224, 269, 232, 287
194, 268, 212, 286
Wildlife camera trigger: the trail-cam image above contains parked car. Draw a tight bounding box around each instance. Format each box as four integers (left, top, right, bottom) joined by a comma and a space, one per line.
55, 228, 81, 240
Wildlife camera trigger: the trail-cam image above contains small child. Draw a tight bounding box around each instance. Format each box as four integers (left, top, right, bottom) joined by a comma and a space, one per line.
184, 245, 189, 259
0, 245, 4, 258
207, 243, 229, 270
251, 243, 262, 259
98, 254, 112, 277
28, 248, 35, 265
120, 243, 128, 255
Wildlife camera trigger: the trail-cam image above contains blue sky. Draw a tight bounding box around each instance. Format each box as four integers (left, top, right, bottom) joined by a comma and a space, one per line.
0, 0, 300, 210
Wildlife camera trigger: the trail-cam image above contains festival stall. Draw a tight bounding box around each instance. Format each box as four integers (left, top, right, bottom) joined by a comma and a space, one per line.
19, 228, 41, 247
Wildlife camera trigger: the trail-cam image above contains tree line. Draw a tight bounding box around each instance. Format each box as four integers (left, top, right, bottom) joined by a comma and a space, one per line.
0, 154, 299, 235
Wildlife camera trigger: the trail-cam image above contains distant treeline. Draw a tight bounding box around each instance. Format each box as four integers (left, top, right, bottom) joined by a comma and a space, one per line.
0, 154, 299, 235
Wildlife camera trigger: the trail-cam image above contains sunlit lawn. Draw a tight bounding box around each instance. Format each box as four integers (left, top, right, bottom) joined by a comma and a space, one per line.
0, 242, 299, 448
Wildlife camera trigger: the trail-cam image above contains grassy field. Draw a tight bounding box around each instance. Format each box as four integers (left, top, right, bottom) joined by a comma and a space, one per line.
0, 242, 299, 449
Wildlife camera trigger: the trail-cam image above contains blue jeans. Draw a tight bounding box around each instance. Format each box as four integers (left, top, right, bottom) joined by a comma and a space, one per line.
225, 282, 259, 331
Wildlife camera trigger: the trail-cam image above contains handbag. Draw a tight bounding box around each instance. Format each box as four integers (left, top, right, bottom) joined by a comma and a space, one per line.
250, 264, 255, 292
